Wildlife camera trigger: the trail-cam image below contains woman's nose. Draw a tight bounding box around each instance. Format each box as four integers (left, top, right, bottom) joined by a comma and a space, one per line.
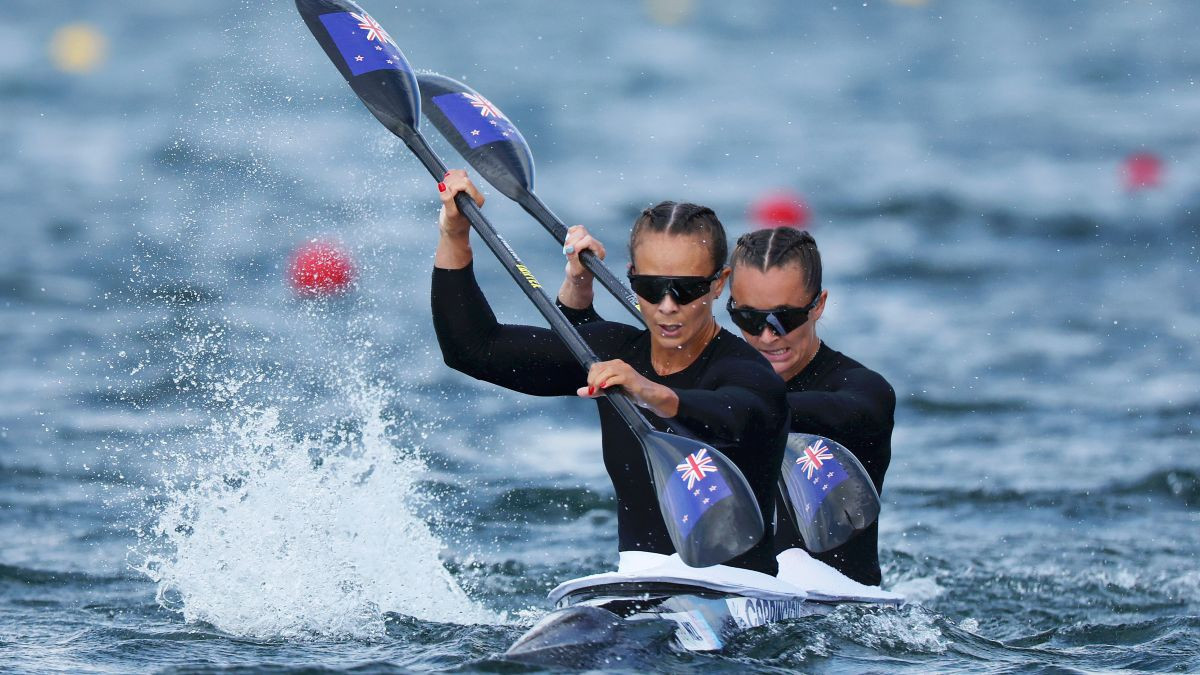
658, 293, 680, 313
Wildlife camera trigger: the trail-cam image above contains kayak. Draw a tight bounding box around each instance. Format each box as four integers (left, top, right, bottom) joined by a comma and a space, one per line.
506, 551, 904, 660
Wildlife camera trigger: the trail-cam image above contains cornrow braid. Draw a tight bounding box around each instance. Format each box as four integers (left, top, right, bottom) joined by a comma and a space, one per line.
730, 227, 821, 296
628, 201, 729, 274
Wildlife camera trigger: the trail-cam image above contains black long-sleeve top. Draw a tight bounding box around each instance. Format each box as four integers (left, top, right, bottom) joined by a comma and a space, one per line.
775, 343, 895, 586
431, 265, 790, 575
558, 303, 895, 585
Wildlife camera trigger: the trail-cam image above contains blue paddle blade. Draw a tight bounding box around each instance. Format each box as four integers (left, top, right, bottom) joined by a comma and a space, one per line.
417, 72, 536, 202
642, 431, 764, 568
780, 434, 880, 553
295, 0, 421, 136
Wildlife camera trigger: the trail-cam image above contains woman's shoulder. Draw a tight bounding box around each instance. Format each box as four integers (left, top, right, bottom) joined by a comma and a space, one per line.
808, 344, 894, 398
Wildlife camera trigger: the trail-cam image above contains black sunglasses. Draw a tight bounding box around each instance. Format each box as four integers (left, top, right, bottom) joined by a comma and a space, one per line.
627, 270, 722, 305
726, 290, 822, 336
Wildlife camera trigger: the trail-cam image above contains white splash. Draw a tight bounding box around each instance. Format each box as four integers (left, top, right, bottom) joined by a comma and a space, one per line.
134, 384, 496, 640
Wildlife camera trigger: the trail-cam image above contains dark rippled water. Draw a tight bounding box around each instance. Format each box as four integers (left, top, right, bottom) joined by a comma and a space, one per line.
3, 0, 1198, 671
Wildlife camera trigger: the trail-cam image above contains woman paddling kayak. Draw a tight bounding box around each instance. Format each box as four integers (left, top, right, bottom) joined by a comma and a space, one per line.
431, 171, 790, 574
726, 227, 894, 586
558, 225, 895, 586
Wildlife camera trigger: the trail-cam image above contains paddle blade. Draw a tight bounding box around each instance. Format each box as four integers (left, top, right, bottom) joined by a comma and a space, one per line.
780, 434, 880, 553
417, 72, 535, 202
642, 431, 764, 568
295, 0, 421, 136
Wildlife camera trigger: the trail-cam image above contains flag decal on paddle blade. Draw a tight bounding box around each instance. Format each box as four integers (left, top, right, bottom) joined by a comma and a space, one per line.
791, 438, 849, 519
676, 448, 718, 490
430, 92, 520, 149
665, 447, 734, 538
317, 11, 412, 76
797, 438, 834, 479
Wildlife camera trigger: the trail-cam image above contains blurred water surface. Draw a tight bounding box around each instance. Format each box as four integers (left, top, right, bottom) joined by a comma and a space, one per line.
1, 0, 1198, 672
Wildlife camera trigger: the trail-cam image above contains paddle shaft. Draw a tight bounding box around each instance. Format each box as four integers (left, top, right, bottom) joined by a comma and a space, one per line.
515, 192, 645, 325
400, 128, 658, 438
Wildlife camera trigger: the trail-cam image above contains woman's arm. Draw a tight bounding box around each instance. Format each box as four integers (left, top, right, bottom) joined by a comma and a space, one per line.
432, 171, 584, 396
556, 225, 606, 309
555, 225, 607, 326
671, 363, 789, 447
787, 369, 896, 438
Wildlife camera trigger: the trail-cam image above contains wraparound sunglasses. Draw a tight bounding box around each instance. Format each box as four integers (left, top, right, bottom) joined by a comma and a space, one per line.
726, 290, 822, 336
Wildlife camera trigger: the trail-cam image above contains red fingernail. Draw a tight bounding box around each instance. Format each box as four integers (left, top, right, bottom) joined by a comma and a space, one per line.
443, 171, 450, 178
438, 182, 446, 192
587, 386, 594, 395
600, 380, 608, 389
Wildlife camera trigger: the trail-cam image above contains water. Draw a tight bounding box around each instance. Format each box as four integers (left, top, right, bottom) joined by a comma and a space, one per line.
2, 0, 1198, 671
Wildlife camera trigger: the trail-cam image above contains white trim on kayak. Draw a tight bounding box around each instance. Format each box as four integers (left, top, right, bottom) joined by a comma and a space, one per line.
775, 548, 905, 604
547, 550, 905, 606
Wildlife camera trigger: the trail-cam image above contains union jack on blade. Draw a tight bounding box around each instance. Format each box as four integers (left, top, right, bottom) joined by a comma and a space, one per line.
350, 11, 397, 49
465, 93, 504, 119
797, 439, 834, 480
676, 448, 718, 490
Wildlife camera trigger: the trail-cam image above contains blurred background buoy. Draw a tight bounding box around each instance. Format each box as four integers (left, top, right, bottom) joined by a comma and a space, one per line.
645, 0, 695, 26
750, 190, 811, 229
49, 23, 108, 74
287, 240, 356, 297
1122, 152, 1163, 192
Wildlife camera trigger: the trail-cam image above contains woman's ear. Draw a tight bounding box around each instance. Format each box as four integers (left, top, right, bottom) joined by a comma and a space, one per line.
712, 266, 732, 298
811, 289, 829, 321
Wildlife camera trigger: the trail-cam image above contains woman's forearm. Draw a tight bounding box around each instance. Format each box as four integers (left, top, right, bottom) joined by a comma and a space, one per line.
435, 229, 472, 269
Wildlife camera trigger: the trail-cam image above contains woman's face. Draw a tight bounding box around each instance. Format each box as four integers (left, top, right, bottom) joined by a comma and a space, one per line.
631, 230, 728, 352
729, 262, 826, 382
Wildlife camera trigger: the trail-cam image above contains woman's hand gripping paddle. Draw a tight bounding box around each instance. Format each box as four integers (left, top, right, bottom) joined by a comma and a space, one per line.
779, 434, 881, 552
416, 72, 644, 325
295, 0, 763, 567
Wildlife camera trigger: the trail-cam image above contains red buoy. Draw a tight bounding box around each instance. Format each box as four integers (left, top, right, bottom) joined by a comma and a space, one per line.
287, 240, 356, 297
1123, 152, 1163, 192
750, 191, 811, 229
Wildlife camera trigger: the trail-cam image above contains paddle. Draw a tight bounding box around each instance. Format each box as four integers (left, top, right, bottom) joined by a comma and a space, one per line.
415, 72, 644, 325
295, 0, 764, 568
779, 434, 880, 552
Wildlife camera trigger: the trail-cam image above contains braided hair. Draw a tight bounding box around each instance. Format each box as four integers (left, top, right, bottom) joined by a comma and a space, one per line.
628, 201, 728, 275
730, 227, 821, 296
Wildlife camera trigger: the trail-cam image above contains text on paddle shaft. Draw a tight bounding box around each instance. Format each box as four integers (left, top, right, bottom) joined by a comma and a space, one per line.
516, 264, 541, 289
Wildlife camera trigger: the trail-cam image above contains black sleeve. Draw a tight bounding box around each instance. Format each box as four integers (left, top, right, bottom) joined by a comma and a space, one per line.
556, 299, 604, 327
672, 359, 788, 447
787, 368, 895, 435
432, 264, 627, 397
787, 368, 895, 487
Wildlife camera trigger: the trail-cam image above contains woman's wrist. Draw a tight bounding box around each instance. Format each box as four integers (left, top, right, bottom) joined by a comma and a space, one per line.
557, 275, 595, 309
640, 381, 679, 418
434, 229, 473, 269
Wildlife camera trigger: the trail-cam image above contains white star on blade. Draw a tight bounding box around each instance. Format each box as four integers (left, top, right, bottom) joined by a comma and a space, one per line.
708, 485, 717, 492
702, 498, 710, 505
470, 130, 480, 136
682, 515, 689, 523
355, 55, 364, 62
